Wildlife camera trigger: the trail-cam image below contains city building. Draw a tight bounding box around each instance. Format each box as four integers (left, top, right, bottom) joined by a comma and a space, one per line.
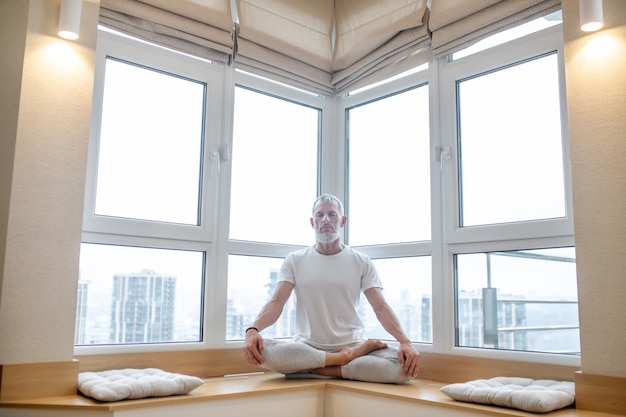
74, 280, 89, 345
109, 270, 176, 344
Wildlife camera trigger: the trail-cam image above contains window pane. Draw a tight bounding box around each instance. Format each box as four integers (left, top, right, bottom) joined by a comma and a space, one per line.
457, 53, 566, 227
76, 243, 204, 345
348, 86, 431, 245
455, 248, 579, 354
230, 87, 319, 245
94, 58, 204, 225
362, 257, 432, 343
226, 255, 295, 340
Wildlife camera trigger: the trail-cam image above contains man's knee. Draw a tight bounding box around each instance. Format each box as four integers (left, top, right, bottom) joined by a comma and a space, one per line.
341, 355, 409, 384
262, 341, 326, 374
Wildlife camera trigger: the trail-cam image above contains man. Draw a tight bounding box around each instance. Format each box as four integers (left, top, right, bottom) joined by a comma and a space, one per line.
243, 194, 420, 383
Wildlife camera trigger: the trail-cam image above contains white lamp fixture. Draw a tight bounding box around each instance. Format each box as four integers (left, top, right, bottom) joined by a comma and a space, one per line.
579, 0, 604, 32
58, 0, 83, 40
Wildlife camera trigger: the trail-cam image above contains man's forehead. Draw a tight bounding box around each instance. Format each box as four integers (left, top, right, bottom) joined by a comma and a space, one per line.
314, 201, 340, 212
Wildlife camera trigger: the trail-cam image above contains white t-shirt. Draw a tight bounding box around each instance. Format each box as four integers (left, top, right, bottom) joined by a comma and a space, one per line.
278, 245, 382, 349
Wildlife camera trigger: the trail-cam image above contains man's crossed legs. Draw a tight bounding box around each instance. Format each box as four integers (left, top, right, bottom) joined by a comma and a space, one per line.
261, 339, 409, 384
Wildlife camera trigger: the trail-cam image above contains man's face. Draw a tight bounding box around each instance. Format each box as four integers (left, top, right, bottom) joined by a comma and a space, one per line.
311, 200, 346, 243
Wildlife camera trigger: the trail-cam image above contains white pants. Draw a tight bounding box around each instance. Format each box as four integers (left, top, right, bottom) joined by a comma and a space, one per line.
262, 339, 409, 384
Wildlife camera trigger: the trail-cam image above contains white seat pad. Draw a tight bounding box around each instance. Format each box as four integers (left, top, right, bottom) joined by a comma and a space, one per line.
78, 368, 204, 402
440, 376, 575, 413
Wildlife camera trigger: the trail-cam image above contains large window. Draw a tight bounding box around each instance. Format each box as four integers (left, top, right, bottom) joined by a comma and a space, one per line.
79, 16, 577, 365
225, 82, 321, 341
78, 30, 224, 348
345, 84, 433, 344
440, 20, 576, 359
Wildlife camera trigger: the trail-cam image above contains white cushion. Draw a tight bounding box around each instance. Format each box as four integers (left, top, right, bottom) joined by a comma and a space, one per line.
440, 377, 575, 413
78, 368, 204, 402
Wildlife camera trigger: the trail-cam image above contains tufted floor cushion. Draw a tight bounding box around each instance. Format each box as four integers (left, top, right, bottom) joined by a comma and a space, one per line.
440, 376, 575, 413
78, 368, 204, 402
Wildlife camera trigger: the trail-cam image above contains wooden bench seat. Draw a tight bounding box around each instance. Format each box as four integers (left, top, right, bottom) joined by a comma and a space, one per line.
0, 372, 618, 417
1, 350, 624, 416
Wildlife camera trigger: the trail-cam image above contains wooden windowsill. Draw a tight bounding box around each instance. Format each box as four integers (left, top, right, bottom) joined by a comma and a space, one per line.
2, 350, 624, 415
0, 372, 618, 417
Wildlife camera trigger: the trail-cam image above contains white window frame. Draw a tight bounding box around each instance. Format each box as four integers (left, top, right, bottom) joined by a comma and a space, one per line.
77, 29, 227, 354
82, 29, 226, 242
77, 23, 579, 366
437, 25, 578, 366
219, 71, 330, 347
337, 68, 437, 354
439, 25, 574, 244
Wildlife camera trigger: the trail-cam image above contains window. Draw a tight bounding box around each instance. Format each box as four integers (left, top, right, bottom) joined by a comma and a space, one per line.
366, 257, 432, 343
78, 29, 224, 348
344, 82, 433, 345
77, 244, 204, 345
93, 58, 204, 225
229, 86, 319, 245
457, 53, 566, 227
225, 78, 322, 341
226, 255, 294, 340
80, 17, 577, 365
455, 248, 579, 354
440, 22, 576, 360
347, 85, 431, 245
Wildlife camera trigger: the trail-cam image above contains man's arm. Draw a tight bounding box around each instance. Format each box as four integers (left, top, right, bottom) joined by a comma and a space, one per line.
364, 287, 420, 378
243, 281, 294, 365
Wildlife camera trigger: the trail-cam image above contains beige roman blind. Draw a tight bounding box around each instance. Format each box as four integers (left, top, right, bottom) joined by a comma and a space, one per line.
99, 0, 234, 64
233, 0, 430, 96
331, 0, 430, 94
429, 0, 561, 58
233, 0, 335, 95
97, 0, 562, 95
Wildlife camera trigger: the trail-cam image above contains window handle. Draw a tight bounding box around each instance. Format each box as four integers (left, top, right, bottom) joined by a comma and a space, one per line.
436, 146, 451, 175
211, 149, 221, 175
211, 143, 230, 176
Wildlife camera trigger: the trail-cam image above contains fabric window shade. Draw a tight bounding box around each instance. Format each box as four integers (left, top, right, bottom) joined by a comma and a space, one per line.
99, 0, 234, 64
233, 0, 335, 96
234, 0, 430, 96
97, 0, 563, 96
429, 0, 561, 58
234, 39, 335, 96
331, 0, 430, 93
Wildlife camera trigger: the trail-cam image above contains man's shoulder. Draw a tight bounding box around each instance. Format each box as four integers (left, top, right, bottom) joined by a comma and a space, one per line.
343, 245, 371, 260
285, 246, 315, 260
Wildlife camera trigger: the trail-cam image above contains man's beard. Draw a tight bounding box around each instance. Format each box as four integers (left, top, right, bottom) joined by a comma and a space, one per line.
315, 229, 339, 243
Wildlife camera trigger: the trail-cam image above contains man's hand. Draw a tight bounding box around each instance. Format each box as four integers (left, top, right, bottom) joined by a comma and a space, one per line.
397, 341, 420, 378
243, 329, 265, 366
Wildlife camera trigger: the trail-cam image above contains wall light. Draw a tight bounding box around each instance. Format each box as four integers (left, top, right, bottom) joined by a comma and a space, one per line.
58, 0, 82, 40
579, 0, 604, 32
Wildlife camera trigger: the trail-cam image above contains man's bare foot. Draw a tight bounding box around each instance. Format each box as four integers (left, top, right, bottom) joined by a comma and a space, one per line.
325, 339, 388, 367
